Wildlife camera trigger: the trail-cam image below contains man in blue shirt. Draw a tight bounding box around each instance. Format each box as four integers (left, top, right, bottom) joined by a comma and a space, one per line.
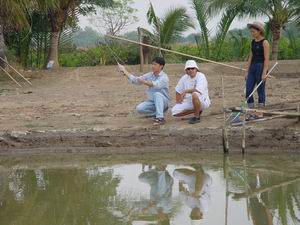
118, 57, 170, 125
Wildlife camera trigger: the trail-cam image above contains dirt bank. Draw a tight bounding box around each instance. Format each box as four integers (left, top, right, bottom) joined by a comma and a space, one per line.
0, 60, 299, 154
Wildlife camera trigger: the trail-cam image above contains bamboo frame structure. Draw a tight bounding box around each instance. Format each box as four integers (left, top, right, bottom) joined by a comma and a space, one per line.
107, 34, 246, 71
230, 107, 300, 118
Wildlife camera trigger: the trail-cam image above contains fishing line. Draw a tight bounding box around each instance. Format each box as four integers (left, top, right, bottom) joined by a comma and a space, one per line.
92, 16, 140, 76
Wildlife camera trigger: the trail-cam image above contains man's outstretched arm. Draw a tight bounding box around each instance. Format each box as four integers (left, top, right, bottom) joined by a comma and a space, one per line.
118, 63, 152, 86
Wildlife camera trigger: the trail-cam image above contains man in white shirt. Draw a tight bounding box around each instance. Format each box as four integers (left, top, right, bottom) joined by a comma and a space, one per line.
171, 60, 211, 124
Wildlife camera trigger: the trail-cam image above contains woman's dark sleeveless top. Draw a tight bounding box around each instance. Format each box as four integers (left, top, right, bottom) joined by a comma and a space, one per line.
251, 39, 265, 64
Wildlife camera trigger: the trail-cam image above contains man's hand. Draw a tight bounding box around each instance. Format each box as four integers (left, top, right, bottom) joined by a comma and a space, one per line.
176, 91, 186, 104
118, 63, 128, 77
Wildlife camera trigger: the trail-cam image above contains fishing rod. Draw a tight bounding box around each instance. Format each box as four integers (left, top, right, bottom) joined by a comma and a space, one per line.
0, 57, 32, 85
246, 62, 278, 103
229, 62, 279, 123
107, 34, 247, 72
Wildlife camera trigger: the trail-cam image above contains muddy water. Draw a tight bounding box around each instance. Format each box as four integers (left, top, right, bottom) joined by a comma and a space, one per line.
0, 153, 299, 225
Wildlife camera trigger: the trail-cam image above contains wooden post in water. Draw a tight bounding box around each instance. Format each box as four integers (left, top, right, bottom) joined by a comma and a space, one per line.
222, 76, 229, 153
242, 107, 246, 154
138, 27, 144, 73
223, 155, 229, 225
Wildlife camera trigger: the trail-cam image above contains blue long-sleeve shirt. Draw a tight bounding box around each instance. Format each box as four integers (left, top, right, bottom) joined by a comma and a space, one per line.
129, 71, 170, 102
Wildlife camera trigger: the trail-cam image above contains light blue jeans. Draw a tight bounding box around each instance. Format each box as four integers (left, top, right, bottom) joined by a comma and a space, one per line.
136, 92, 169, 119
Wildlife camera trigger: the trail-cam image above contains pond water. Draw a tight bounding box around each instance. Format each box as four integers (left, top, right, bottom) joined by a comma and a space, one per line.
0, 153, 299, 225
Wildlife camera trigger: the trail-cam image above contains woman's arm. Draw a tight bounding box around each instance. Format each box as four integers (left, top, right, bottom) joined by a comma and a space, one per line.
262, 40, 270, 81
245, 51, 253, 80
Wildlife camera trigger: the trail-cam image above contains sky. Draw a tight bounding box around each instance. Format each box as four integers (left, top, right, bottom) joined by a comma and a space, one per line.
79, 0, 266, 36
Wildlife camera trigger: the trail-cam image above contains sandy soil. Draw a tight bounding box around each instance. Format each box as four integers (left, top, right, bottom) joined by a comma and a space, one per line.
0, 60, 299, 153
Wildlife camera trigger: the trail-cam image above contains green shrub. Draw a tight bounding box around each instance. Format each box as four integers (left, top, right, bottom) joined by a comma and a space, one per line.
58, 36, 300, 67
59, 44, 140, 67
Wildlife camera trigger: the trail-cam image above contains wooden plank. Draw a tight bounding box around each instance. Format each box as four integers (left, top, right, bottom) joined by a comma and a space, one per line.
228, 107, 300, 117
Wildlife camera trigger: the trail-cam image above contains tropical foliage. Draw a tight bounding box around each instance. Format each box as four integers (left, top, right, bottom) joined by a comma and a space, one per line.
0, 0, 114, 69
208, 0, 300, 60
1, 0, 300, 69
142, 2, 194, 51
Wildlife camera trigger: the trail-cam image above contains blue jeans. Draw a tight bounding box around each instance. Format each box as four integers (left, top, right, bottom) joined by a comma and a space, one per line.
246, 63, 266, 108
136, 92, 169, 119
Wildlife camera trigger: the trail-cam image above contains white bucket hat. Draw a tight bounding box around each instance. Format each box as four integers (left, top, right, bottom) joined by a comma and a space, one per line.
247, 21, 265, 34
185, 60, 199, 71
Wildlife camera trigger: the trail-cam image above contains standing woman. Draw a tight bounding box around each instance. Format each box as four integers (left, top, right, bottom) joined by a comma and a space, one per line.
245, 22, 270, 111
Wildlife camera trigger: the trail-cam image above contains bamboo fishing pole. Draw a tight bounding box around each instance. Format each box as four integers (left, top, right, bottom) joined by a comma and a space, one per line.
0, 57, 32, 85
107, 34, 247, 71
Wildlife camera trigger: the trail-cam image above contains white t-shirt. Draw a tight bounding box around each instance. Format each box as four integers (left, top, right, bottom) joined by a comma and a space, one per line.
175, 72, 210, 106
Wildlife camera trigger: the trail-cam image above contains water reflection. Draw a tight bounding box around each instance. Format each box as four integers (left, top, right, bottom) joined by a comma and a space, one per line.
173, 165, 212, 223
0, 154, 299, 225
138, 165, 173, 225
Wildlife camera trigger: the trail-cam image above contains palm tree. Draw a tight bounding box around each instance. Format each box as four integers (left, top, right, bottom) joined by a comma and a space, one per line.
191, 0, 258, 60
144, 2, 194, 54
190, 0, 210, 58
46, 0, 113, 69
209, 0, 300, 60
0, 0, 29, 67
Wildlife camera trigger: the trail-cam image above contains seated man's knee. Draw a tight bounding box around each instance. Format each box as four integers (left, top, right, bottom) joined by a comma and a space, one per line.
192, 92, 200, 100
136, 103, 144, 114
153, 92, 163, 99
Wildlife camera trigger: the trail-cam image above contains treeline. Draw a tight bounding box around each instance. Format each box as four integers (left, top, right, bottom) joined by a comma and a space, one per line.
0, 0, 114, 69
59, 22, 300, 67
1, 0, 300, 69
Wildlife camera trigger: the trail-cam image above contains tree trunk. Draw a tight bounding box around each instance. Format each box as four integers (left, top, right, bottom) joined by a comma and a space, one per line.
47, 31, 60, 69
47, 5, 69, 69
0, 24, 7, 69
270, 20, 282, 60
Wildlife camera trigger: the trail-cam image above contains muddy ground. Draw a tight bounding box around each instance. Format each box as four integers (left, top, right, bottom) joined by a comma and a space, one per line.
0, 60, 299, 154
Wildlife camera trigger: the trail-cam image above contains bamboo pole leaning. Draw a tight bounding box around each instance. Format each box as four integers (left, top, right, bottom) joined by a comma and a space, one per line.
107, 34, 246, 72
0, 67, 22, 87
0, 57, 32, 85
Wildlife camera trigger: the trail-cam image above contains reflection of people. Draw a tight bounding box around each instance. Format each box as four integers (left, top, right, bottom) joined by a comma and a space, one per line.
173, 165, 212, 224
137, 165, 174, 225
